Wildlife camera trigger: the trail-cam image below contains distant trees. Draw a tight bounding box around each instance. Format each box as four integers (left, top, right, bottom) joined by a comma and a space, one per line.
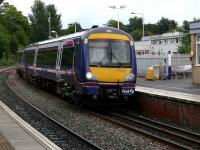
64, 22, 82, 35
156, 17, 178, 34
29, 0, 62, 42
0, 0, 195, 60
105, 17, 178, 41
47, 5, 62, 35
106, 19, 128, 32
0, 2, 30, 58
178, 20, 191, 54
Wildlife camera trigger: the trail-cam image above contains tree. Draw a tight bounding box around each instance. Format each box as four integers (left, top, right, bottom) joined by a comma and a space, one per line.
128, 17, 143, 31
106, 19, 128, 32
157, 17, 178, 34
29, 0, 48, 42
65, 22, 82, 35
0, 25, 10, 57
145, 23, 158, 35
130, 29, 143, 41
29, 0, 62, 42
0, 2, 30, 55
47, 4, 62, 35
178, 20, 191, 54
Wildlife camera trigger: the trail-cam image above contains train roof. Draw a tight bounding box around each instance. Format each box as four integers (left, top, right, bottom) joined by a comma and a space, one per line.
29, 31, 86, 47
27, 27, 133, 48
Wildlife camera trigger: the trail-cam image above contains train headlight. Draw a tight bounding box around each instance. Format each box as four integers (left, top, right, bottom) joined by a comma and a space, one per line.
126, 73, 135, 81
86, 72, 96, 81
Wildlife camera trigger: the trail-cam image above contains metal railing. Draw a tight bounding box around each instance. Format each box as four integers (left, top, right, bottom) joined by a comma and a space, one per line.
136, 54, 191, 79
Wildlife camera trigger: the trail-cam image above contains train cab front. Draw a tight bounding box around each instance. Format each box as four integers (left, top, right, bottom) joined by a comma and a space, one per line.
81, 27, 137, 102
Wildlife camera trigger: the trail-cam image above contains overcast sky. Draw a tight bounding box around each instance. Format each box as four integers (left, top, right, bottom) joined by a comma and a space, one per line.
4, 0, 200, 29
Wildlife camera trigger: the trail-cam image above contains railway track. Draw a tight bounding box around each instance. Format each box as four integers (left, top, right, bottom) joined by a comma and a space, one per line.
92, 109, 200, 150
0, 69, 101, 150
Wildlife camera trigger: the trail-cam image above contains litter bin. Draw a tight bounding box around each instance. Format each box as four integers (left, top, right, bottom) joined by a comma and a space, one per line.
146, 65, 160, 80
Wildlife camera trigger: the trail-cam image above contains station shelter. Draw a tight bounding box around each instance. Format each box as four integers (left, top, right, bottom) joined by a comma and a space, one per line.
190, 21, 200, 84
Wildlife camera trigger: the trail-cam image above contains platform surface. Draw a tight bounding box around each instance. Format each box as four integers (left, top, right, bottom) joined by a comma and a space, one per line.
0, 100, 61, 150
136, 78, 200, 104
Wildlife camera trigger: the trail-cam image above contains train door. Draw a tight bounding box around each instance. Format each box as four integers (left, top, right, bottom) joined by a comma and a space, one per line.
33, 47, 38, 74
56, 42, 63, 81
60, 39, 75, 81
73, 38, 82, 82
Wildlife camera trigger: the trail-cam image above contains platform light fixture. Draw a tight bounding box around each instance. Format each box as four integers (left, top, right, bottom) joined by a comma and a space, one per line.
51, 30, 58, 38
108, 5, 127, 30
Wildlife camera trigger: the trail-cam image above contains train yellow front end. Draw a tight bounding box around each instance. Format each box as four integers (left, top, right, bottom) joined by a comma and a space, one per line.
80, 28, 137, 102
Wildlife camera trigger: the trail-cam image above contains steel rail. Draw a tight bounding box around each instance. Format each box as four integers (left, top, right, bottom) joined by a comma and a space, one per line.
115, 109, 200, 144
1, 69, 102, 150
91, 109, 200, 150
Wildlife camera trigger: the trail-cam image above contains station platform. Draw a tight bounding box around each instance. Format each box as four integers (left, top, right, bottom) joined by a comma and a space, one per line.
0, 100, 61, 150
136, 78, 200, 105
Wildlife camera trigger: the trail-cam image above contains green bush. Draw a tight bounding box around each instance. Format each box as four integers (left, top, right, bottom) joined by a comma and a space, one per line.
0, 50, 16, 66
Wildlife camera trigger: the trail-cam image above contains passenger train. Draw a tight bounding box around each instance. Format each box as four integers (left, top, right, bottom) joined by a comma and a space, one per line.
16, 27, 137, 105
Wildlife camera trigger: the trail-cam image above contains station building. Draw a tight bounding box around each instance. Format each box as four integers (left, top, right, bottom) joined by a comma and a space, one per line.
135, 32, 183, 55
190, 21, 200, 84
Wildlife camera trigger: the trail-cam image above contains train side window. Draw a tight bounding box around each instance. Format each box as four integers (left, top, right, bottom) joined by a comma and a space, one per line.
37, 47, 57, 67
37, 51, 46, 66
61, 47, 75, 66
45, 49, 57, 66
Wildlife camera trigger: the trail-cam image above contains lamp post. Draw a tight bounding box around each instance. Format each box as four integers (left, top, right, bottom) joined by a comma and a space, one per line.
48, 12, 51, 39
131, 12, 144, 37
75, 22, 77, 33
108, 5, 126, 30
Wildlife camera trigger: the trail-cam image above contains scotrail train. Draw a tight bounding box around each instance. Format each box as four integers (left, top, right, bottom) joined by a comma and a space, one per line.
16, 27, 137, 106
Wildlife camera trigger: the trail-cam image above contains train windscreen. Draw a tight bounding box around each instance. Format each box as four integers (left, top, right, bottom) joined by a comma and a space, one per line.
89, 40, 131, 67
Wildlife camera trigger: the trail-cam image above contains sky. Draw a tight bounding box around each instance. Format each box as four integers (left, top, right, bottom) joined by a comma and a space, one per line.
3, 0, 200, 29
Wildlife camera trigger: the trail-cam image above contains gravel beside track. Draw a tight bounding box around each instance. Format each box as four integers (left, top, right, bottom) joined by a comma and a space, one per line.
8, 71, 177, 150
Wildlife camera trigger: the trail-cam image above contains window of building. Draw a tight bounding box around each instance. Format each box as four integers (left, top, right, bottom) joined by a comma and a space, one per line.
145, 50, 149, 54
197, 35, 200, 64
137, 51, 141, 55
176, 38, 179, 43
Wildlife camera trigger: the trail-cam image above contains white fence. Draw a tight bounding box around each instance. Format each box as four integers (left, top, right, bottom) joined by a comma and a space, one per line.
136, 54, 191, 77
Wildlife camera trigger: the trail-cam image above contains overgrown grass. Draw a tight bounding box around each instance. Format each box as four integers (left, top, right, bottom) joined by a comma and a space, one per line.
0, 57, 16, 66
